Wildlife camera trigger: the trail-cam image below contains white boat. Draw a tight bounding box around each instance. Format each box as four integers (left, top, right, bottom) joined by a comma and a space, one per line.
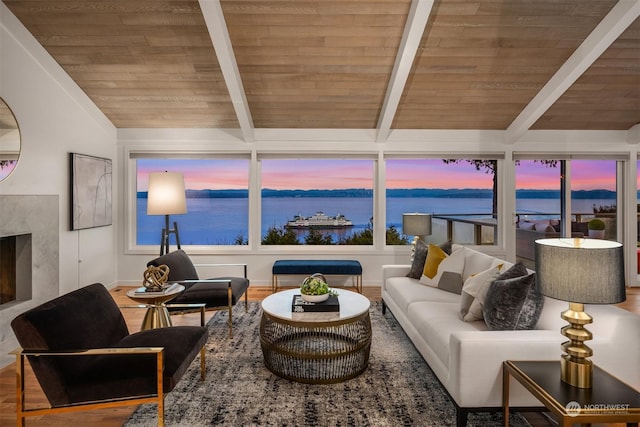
285, 212, 354, 229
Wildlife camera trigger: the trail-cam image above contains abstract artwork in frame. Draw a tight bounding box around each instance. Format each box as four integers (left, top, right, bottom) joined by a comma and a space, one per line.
70, 153, 112, 230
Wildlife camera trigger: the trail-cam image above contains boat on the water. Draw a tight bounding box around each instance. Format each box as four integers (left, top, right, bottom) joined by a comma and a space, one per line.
285, 211, 354, 229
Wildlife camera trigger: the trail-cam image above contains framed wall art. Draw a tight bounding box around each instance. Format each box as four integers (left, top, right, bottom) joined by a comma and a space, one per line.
70, 153, 112, 230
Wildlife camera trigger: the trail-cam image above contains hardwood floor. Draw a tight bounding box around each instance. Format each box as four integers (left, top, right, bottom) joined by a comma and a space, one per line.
0, 285, 637, 427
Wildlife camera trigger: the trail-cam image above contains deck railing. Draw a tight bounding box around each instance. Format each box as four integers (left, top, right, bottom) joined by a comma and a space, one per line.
430, 212, 632, 246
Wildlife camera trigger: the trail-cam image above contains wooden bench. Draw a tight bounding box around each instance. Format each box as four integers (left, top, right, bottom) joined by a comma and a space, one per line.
272, 260, 362, 293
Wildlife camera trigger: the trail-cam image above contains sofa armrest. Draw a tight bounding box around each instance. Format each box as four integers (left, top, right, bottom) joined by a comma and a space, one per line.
381, 265, 411, 290
448, 330, 562, 407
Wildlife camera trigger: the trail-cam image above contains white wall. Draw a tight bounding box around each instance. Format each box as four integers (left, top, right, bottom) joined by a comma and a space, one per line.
0, 6, 117, 298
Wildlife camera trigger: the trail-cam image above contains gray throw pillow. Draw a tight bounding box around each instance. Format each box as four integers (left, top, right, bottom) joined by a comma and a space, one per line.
483, 273, 544, 330
406, 239, 429, 279
495, 261, 528, 281
406, 240, 452, 280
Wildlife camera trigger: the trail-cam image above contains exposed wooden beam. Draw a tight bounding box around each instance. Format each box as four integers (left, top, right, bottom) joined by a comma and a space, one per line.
376, 0, 434, 143
505, 0, 640, 144
199, 0, 254, 142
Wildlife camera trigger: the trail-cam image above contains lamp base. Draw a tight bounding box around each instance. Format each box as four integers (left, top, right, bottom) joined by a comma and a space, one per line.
561, 354, 593, 388
559, 302, 593, 388
410, 236, 419, 262
409, 236, 426, 262
160, 215, 182, 256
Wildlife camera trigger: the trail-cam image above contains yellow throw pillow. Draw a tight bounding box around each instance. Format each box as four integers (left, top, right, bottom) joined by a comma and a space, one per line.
422, 244, 447, 279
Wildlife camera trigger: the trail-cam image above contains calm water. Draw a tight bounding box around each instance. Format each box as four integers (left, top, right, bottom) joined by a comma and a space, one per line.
136, 197, 613, 245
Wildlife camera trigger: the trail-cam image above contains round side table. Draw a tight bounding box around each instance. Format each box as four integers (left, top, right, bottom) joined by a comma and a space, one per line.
126, 284, 184, 330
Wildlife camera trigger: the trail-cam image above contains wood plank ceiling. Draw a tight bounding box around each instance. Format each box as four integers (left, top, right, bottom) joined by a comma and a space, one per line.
2, 0, 639, 137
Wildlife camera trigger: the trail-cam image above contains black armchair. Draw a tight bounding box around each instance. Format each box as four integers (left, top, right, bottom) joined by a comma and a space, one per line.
147, 249, 250, 338
10, 283, 207, 427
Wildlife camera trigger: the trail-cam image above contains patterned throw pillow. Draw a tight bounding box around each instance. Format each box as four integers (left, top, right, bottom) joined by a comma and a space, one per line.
459, 262, 503, 321
420, 245, 465, 287
483, 273, 544, 330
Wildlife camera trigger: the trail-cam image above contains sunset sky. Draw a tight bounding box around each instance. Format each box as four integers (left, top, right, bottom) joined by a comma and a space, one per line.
137, 158, 627, 192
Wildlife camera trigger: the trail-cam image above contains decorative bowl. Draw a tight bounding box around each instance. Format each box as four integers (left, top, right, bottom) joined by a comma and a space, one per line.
301, 293, 330, 303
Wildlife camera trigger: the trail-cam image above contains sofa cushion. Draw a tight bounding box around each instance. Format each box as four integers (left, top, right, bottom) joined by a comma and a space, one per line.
407, 301, 487, 369
386, 277, 460, 312
483, 273, 544, 330
459, 262, 503, 321
420, 246, 465, 287
406, 239, 429, 279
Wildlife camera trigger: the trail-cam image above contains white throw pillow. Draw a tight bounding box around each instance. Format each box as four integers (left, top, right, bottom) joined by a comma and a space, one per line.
459, 261, 503, 322
419, 246, 465, 287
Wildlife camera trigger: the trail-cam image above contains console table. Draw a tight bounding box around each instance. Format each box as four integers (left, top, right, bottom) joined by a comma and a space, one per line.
503, 360, 640, 427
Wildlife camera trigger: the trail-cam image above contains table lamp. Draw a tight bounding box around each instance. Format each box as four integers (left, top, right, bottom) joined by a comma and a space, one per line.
403, 213, 432, 261
147, 171, 187, 255
535, 238, 625, 388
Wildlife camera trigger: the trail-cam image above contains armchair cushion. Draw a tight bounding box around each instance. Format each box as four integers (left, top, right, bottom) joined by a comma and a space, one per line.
169, 277, 249, 308
73, 326, 207, 403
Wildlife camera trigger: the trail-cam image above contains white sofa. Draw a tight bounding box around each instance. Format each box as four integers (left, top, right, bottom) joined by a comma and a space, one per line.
381, 245, 640, 426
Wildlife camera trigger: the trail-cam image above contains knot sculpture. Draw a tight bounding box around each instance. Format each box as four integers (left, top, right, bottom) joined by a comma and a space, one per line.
142, 264, 170, 292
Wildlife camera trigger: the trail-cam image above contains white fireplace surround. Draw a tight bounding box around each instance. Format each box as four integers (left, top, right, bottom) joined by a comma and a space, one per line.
0, 195, 59, 367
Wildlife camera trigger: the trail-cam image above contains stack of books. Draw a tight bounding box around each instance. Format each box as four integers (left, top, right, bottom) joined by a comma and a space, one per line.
291, 294, 340, 313
134, 282, 180, 295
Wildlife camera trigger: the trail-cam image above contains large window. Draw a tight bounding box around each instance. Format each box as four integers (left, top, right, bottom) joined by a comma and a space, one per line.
515, 158, 620, 269
260, 159, 374, 245
571, 160, 617, 239
386, 158, 498, 245
136, 158, 250, 246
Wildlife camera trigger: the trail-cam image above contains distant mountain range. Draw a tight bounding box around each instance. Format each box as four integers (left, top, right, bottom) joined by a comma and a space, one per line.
138, 188, 622, 199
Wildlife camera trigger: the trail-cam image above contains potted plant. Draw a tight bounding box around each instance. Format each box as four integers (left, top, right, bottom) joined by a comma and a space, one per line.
300, 273, 337, 302
587, 218, 606, 239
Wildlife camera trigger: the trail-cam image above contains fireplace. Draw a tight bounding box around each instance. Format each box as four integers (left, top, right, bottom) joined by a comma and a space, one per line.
0, 194, 59, 368
0, 233, 32, 305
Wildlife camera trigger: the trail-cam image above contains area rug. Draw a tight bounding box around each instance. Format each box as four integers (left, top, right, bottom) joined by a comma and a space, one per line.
125, 302, 530, 427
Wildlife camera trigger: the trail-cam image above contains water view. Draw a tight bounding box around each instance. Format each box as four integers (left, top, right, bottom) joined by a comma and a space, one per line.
136, 192, 615, 245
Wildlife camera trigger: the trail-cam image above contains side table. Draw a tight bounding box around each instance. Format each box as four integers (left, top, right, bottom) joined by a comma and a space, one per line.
126, 284, 185, 330
503, 360, 640, 427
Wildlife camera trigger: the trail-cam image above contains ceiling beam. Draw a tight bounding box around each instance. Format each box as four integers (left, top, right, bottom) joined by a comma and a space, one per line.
199, 0, 254, 142
505, 0, 640, 144
376, 0, 434, 144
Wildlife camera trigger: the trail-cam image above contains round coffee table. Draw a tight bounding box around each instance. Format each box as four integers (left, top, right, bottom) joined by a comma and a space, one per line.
260, 288, 371, 384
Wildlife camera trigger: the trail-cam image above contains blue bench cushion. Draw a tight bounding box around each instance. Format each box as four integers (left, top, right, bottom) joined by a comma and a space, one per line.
273, 260, 362, 276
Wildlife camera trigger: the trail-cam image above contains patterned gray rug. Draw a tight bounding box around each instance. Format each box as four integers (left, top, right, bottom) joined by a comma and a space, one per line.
124, 302, 530, 426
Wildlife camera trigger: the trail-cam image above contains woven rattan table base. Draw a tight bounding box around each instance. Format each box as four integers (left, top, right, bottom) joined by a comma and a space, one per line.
260, 311, 372, 384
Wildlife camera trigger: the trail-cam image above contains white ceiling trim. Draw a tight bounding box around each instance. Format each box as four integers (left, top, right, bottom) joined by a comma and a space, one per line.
504, 0, 640, 145
375, 0, 434, 144
199, 0, 255, 143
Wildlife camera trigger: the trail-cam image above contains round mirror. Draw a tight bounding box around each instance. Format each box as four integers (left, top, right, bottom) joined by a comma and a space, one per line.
0, 97, 20, 181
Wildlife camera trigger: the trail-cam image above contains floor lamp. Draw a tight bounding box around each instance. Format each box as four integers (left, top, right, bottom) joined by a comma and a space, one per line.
147, 171, 187, 256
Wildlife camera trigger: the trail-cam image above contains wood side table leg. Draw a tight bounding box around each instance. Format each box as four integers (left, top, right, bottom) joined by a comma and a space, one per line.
502, 362, 510, 427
